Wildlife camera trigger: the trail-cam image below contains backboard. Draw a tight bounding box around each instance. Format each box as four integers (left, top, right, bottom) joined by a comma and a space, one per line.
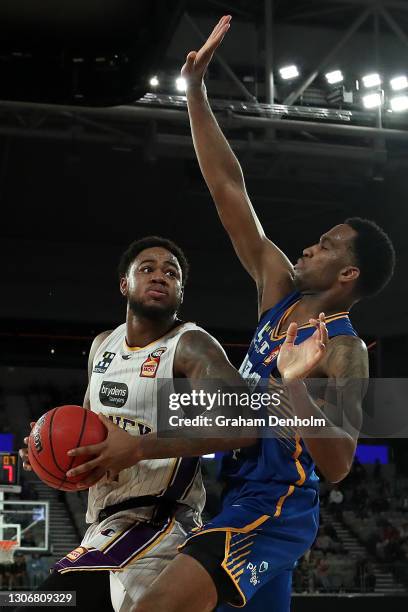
0, 500, 49, 552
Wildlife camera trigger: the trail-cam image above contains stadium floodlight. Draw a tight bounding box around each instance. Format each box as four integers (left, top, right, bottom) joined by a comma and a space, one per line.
176, 76, 187, 92
325, 70, 343, 85
362, 92, 382, 109
279, 65, 299, 80
362, 73, 381, 88
390, 76, 408, 91
149, 76, 159, 87
390, 95, 408, 112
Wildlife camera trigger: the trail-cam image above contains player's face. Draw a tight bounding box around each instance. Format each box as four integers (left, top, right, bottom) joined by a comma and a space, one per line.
293, 224, 358, 292
121, 247, 183, 319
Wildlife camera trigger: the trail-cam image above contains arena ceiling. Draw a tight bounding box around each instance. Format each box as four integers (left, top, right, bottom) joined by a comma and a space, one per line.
0, 0, 407, 350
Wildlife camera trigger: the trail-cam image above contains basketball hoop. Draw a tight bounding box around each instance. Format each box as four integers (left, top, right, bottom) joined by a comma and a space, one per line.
0, 540, 17, 564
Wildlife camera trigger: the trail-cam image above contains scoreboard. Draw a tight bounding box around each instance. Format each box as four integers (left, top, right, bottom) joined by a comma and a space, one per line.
0, 452, 20, 489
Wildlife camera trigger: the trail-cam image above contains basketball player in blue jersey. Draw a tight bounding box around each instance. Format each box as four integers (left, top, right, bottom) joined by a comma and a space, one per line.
125, 16, 396, 612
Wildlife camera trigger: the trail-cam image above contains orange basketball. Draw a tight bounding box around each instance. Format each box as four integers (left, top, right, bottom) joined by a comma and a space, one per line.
28, 405, 107, 491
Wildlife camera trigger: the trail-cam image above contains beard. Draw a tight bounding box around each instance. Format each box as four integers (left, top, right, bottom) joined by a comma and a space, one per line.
128, 297, 178, 321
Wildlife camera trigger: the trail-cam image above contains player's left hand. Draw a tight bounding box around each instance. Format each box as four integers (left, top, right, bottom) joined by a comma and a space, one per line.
66, 415, 141, 488
277, 313, 328, 381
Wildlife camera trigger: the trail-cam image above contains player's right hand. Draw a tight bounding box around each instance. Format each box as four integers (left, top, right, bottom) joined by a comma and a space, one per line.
19, 422, 36, 471
181, 15, 231, 89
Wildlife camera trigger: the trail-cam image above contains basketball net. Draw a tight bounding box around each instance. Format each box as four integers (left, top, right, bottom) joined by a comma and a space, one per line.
0, 540, 17, 564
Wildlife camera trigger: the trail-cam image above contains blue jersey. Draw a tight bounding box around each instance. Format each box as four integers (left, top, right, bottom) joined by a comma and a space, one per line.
220, 290, 358, 516
183, 292, 358, 609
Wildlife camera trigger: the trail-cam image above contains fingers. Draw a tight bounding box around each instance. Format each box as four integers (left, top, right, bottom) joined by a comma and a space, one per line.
185, 51, 197, 66
309, 313, 328, 349
66, 456, 100, 478
285, 322, 298, 346
67, 441, 105, 457
319, 312, 329, 348
97, 413, 117, 430
19, 448, 32, 471
210, 15, 231, 39
30, 422, 36, 429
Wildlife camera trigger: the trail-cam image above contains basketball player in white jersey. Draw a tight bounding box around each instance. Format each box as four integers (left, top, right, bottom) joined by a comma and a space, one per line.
19, 235, 256, 612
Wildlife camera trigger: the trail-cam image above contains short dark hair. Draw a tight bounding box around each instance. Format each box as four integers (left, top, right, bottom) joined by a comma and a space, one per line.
345, 217, 395, 298
118, 236, 189, 286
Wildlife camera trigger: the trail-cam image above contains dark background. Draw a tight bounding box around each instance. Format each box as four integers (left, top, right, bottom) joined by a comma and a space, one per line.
0, 0, 407, 373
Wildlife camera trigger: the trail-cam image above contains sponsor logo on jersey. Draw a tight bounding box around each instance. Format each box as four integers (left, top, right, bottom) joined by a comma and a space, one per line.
93, 352, 116, 374
66, 546, 88, 562
33, 414, 46, 453
263, 346, 280, 366
140, 347, 167, 378
99, 381, 129, 408
121, 354, 132, 360
247, 562, 261, 586
259, 561, 269, 573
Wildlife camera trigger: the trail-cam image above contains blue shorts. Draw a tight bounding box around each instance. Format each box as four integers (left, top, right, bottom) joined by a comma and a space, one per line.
180, 493, 319, 608
217, 570, 292, 612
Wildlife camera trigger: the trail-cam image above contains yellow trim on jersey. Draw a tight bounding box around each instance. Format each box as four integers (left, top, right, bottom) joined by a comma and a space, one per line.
99, 527, 128, 552
122, 517, 176, 567
226, 551, 250, 566
230, 533, 253, 548
178, 514, 269, 552
270, 299, 350, 341
227, 541, 254, 557
293, 434, 306, 486
272, 435, 306, 517
123, 332, 168, 352
221, 532, 247, 608
60, 518, 175, 574
274, 485, 295, 518
123, 322, 186, 352
230, 559, 248, 573
59, 567, 125, 574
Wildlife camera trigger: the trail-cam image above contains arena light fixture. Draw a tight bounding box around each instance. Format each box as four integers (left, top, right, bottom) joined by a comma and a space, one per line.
390, 95, 408, 112
279, 65, 299, 80
390, 75, 408, 91
362, 92, 382, 109
325, 70, 343, 85
176, 76, 187, 92
149, 76, 159, 87
362, 73, 381, 88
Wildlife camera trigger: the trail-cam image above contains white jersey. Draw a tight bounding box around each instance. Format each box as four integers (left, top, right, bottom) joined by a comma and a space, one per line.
86, 321, 206, 523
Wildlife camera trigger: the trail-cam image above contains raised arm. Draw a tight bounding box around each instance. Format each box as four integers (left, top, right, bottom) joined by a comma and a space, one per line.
183, 16, 294, 311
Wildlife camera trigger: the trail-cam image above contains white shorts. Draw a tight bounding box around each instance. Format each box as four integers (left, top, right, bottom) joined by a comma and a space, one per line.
54, 507, 198, 611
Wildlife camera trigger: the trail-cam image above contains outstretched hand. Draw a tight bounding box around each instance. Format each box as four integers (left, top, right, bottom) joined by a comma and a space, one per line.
181, 15, 231, 88
277, 313, 328, 381
66, 414, 142, 488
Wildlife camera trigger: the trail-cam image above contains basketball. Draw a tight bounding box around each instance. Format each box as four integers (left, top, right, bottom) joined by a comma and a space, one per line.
28, 405, 107, 491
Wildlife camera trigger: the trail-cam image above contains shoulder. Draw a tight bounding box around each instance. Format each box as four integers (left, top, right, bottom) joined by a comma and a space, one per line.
87, 330, 114, 377
324, 335, 369, 378
176, 329, 225, 357
174, 329, 228, 377
90, 330, 114, 354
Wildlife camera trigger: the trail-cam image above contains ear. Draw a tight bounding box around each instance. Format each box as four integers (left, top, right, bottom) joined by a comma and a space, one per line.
119, 276, 128, 297
339, 266, 360, 285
